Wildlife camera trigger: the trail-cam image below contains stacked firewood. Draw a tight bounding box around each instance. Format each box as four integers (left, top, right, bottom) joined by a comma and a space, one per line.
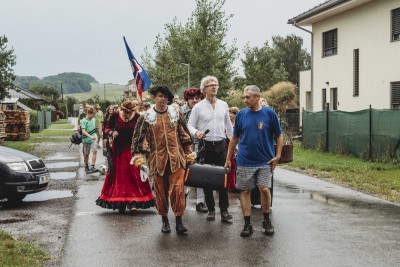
4, 110, 30, 141
0, 111, 6, 144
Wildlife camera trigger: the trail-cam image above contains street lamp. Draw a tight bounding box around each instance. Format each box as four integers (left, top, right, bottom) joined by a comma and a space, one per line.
180, 63, 190, 89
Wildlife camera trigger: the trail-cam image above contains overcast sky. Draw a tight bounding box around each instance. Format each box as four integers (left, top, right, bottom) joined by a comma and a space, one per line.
1, 0, 322, 85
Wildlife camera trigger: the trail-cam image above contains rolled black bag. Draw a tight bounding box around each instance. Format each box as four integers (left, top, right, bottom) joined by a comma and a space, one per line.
184, 163, 228, 191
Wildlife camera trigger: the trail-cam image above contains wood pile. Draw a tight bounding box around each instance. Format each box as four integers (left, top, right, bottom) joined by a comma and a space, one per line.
0, 111, 6, 144
4, 110, 30, 141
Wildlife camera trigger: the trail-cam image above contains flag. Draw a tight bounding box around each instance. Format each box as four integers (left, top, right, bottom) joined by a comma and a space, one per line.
123, 36, 151, 100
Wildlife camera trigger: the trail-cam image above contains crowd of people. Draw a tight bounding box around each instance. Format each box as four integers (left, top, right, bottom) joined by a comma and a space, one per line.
78, 75, 283, 238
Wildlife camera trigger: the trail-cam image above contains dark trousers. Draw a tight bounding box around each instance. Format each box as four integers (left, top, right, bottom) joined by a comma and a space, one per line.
199, 140, 229, 211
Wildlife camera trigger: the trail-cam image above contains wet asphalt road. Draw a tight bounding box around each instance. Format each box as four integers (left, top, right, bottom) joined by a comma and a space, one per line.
61, 151, 400, 267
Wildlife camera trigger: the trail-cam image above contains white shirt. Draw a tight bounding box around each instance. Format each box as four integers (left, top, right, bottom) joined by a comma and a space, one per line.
188, 98, 233, 141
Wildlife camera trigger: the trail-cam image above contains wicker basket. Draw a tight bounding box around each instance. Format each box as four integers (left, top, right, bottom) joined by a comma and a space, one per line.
275, 130, 293, 163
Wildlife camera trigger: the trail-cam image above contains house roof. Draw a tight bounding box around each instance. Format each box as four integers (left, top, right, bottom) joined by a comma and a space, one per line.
7, 85, 44, 100
0, 97, 32, 111
1, 97, 19, 104
288, 0, 374, 26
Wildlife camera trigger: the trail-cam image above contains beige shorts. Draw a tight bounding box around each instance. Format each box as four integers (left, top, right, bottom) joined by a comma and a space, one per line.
83, 141, 97, 155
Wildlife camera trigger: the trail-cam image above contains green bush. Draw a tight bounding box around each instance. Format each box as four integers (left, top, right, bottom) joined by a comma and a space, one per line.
59, 104, 68, 118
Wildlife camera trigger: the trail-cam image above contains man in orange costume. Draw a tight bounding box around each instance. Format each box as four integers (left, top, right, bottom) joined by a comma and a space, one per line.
132, 85, 193, 234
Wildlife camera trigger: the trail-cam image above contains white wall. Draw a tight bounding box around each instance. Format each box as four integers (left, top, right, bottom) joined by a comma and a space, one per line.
312, 0, 400, 111
299, 70, 311, 125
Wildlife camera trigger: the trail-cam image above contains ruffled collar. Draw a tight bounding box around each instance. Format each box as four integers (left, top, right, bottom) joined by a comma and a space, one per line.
144, 105, 180, 126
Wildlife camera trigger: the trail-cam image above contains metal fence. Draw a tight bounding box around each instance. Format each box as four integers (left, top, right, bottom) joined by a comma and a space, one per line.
35, 111, 52, 131
302, 106, 400, 160
277, 108, 300, 136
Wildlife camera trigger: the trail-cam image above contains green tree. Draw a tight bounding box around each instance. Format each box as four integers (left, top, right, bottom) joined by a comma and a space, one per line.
264, 81, 298, 112
241, 42, 288, 90
65, 96, 78, 115
0, 35, 16, 101
143, 0, 237, 96
29, 85, 60, 104
272, 34, 311, 86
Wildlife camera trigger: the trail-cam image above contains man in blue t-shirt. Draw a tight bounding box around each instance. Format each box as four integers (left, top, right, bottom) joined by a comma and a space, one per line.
225, 85, 283, 237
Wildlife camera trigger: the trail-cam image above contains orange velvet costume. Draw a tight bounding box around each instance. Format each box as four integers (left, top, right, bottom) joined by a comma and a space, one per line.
132, 106, 192, 216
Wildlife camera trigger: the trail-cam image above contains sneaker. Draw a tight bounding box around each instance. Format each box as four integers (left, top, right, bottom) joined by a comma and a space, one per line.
221, 210, 233, 222
252, 204, 261, 209
196, 202, 208, 213
85, 166, 90, 173
240, 224, 253, 237
263, 219, 275, 236
206, 209, 215, 221
90, 166, 98, 172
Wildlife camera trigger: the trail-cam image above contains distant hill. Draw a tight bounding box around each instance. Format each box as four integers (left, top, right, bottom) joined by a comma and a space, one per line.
15, 72, 98, 94
64, 83, 127, 102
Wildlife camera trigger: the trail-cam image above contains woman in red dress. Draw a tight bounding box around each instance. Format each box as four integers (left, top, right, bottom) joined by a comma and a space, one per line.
96, 100, 155, 213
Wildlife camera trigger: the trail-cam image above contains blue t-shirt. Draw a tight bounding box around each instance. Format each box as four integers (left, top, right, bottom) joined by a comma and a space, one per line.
234, 106, 282, 167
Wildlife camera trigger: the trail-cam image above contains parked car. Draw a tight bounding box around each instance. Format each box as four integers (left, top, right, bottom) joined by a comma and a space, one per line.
0, 146, 50, 202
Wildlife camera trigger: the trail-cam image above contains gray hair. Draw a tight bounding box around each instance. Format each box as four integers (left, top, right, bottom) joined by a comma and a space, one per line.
243, 85, 261, 96
200, 75, 219, 92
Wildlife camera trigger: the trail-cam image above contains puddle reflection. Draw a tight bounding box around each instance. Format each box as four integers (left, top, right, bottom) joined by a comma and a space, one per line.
46, 162, 79, 169
23, 190, 73, 202
45, 153, 77, 161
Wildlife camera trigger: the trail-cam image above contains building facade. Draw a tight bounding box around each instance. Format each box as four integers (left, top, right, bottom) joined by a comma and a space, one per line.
289, 0, 400, 112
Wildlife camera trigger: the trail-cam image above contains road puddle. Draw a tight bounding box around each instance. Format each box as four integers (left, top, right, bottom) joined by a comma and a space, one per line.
0, 218, 28, 224
50, 172, 76, 180
45, 153, 77, 161
23, 190, 73, 202
282, 184, 304, 193
46, 162, 79, 169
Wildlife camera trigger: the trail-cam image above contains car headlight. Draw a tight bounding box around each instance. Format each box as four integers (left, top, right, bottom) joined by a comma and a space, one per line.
7, 162, 29, 172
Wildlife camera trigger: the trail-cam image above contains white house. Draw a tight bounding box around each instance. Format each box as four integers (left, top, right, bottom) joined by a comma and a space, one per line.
288, 0, 400, 113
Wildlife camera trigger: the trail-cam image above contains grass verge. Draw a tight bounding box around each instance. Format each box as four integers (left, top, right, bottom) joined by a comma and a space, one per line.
2, 119, 75, 157
52, 118, 69, 124
286, 142, 400, 203
0, 229, 48, 267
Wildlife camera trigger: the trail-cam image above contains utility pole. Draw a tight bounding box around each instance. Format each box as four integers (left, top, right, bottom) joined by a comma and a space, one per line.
180, 63, 190, 89
104, 84, 106, 101
61, 83, 64, 103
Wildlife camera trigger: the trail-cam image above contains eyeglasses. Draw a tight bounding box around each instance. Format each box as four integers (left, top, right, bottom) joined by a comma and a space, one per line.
205, 84, 219, 88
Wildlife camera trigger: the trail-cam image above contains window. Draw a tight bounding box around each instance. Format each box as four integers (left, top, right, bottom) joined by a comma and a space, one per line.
392, 8, 400, 42
323, 29, 337, 57
391, 82, 400, 109
354, 49, 359, 96
322, 88, 327, 110
331, 88, 338, 110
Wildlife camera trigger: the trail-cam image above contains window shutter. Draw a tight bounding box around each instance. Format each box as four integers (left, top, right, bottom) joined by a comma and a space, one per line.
391, 82, 400, 108
354, 49, 359, 96
392, 8, 400, 41
323, 29, 337, 56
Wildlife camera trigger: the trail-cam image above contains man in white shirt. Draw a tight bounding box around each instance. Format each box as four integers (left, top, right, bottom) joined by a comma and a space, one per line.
188, 75, 233, 222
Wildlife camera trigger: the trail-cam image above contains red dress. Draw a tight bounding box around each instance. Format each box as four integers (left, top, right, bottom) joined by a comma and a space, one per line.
96, 113, 155, 210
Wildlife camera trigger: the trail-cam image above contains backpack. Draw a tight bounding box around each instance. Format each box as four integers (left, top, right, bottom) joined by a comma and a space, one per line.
70, 131, 83, 145
70, 128, 97, 146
